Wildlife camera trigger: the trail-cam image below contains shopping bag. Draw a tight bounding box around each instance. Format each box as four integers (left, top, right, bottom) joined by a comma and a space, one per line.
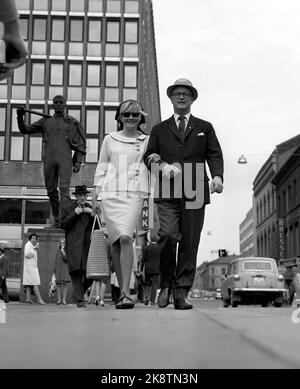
86, 214, 110, 279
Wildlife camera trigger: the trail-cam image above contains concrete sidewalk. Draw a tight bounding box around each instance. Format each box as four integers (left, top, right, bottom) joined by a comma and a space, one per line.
0, 301, 298, 369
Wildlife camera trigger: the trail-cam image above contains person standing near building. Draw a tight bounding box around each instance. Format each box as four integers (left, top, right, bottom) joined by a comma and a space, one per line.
16, 95, 86, 227
0, 243, 9, 303
22, 233, 45, 305
144, 78, 224, 310
0, 0, 28, 80
60, 185, 94, 308
53, 237, 71, 305
292, 266, 300, 307
92, 100, 149, 309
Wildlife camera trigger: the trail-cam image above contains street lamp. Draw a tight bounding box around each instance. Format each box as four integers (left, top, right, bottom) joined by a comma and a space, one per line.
238, 155, 247, 164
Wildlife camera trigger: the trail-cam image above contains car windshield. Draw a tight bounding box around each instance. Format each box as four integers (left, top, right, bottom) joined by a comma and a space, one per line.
243, 261, 273, 271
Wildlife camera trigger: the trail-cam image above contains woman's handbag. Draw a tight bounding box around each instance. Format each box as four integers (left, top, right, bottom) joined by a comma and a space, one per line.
86, 214, 110, 279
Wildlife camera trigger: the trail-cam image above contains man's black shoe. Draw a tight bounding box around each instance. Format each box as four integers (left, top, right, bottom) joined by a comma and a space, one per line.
174, 298, 193, 310
157, 287, 171, 308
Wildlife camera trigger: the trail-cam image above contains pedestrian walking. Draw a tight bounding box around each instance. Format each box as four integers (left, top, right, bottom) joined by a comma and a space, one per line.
92, 100, 149, 309
0, 243, 9, 303
60, 185, 94, 308
53, 237, 71, 305
17, 95, 86, 227
292, 266, 300, 308
22, 233, 45, 305
144, 78, 224, 310
0, 0, 28, 80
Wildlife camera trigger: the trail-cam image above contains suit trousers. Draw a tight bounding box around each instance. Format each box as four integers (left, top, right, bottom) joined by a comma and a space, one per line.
0, 278, 9, 302
70, 270, 93, 304
157, 200, 205, 300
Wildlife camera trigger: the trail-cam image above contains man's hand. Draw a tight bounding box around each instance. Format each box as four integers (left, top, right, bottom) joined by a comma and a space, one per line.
83, 207, 93, 214
75, 206, 83, 215
0, 21, 28, 81
17, 106, 25, 117
210, 176, 223, 194
73, 162, 81, 173
162, 163, 181, 179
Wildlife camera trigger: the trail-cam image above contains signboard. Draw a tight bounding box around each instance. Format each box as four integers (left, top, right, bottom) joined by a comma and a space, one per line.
142, 198, 149, 230
278, 218, 285, 260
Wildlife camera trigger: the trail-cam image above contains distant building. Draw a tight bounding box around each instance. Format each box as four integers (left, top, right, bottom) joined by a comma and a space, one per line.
239, 207, 254, 257
253, 135, 300, 261
194, 255, 238, 291
272, 145, 300, 260
0, 0, 160, 277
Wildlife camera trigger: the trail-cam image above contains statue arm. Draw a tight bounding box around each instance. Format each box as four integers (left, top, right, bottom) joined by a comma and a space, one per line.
17, 116, 45, 135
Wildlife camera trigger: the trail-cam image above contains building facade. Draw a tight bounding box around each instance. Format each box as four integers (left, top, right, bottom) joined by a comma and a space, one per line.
252, 135, 300, 261
239, 207, 254, 257
0, 0, 161, 277
272, 145, 300, 260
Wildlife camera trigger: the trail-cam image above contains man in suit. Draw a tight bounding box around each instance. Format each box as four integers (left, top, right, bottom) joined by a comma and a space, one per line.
144, 78, 224, 310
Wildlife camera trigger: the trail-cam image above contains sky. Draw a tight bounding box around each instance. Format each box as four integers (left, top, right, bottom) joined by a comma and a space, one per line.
151, 0, 300, 265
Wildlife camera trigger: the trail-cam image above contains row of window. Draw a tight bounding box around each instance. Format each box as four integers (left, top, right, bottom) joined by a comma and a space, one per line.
0, 199, 50, 224
0, 106, 119, 162
277, 179, 300, 216
8, 62, 137, 88
255, 187, 276, 225
20, 18, 138, 44
17, 0, 140, 14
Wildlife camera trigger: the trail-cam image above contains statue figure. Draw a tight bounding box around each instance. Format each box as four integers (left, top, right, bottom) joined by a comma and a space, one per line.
17, 95, 86, 227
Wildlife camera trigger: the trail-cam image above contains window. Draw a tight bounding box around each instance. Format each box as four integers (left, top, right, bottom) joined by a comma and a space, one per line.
33, 0, 48, 10
29, 137, 43, 161
125, 0, 139, 13
124, 64, 137, 87
69, 64, 82, 86
25, 200, 50, 224
50, 63, 64, 85
70, 19, 84, 42
125, 21, 138, 43
0, 107, 6, 131
19, 18, 29, 40
32, 63, 45, 85
211, 267, 215, 275
0, 137, 4, 160
105, 64, 119, 86
106, 21, 120, 42
11, 107, 20, 133
105, 109, 117, 133
87, 64, 101, 86
243, 261, 272, 271
33, 18, 47, 41
52, 0, 66, 11
11, 64, 27, 99
70, 0, 85, 12
85, 139, 98, 163
86, 109, 100, 134
52, 19, 65, 41
16, 0, 30, 10
107, 0, 121, 13
88, 19, 102, 42
221, 268, 226, 276
10, 137, 23, 161
88, 0, 103, 12
0, 199, 22, 223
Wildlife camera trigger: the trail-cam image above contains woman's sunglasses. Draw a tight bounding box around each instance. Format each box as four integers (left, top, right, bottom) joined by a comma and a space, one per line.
121, 112, 140, 118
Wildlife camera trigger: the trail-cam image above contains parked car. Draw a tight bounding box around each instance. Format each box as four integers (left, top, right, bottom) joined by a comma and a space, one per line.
221, 257, 286, 308
215, 288, 222, 299
190, 289, 201, 298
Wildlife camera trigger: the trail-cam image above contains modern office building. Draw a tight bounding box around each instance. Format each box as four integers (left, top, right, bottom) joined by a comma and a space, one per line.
239, 207, 254, 257
0, 0, 161, 277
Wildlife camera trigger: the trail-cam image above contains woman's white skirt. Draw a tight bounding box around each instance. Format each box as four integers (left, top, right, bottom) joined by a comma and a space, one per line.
23, 258, 41, 286
101, 196, 143, 244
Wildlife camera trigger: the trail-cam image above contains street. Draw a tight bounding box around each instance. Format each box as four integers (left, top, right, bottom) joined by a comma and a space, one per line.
1, 297, 300, 370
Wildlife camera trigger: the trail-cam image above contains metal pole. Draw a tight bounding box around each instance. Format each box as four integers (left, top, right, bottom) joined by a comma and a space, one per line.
24, 109, 51, 118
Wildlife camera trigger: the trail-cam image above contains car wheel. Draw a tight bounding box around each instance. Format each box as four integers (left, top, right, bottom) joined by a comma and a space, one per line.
261, 301, 268, 307
274, 302, 282, 308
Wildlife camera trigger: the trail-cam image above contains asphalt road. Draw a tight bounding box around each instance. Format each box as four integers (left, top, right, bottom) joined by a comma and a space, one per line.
1, 298, 300, 369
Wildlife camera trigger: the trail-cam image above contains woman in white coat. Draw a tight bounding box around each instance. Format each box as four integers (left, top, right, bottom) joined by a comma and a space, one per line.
23, 233, 45, 304
92, 100, 149, 309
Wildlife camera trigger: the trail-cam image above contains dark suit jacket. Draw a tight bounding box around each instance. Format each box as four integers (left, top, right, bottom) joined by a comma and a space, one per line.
144, 115, 224, 205
0, 254, 8, 278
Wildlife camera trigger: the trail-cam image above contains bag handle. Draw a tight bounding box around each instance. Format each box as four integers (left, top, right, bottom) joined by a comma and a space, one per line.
91, 213, 102, 233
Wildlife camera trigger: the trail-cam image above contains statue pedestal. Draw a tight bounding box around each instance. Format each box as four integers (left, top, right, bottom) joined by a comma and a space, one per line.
20, 228, 74, 304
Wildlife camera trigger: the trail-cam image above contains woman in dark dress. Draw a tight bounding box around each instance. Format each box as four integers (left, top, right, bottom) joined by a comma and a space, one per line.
53, 238, 71, 305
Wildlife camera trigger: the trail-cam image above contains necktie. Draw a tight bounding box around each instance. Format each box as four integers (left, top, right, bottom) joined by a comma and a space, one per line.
178, 116, 185, 141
